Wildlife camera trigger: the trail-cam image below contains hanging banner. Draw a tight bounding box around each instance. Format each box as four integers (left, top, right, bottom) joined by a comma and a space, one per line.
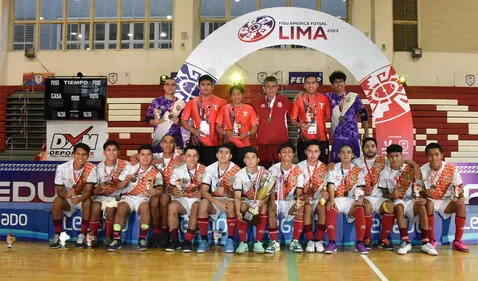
174, 7, 414, 158
46, 121, 108, 161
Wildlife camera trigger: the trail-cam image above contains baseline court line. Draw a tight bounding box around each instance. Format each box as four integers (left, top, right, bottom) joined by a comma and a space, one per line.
360, 255, 389, 281
213, 254, 232, 281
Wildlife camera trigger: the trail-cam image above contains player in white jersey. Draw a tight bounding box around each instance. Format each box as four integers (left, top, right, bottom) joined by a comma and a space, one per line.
150, 134, 185, 248
234, 148, 274, 254
295, 140, 329, 253
196, 144, 241, 253
352, 137, 395, 250
107, 144, 163, 252
421, 142, 469, 252
324, 144, 369, 255
166, 147, 207, 253
49, 143, 97, 249
378, 144, 437, 256
89, 140, 128, 248
267, 142, 305, 253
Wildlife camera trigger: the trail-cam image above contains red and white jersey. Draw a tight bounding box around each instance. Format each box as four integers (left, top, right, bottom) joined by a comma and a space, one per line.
54, 160, 97, 194
353, 155, 388, 196
420, 161, 462, 200
296, 160, 328, 200
119, 163, 163, 195
269, 163, 303, 201
95, 159, 128, 196
377, 163, 414, 200
170, 163, 206, 198
326, 162, 365, 198
153, 152, 185, 186
233, 166, 270, 200
202, 161, 241, 197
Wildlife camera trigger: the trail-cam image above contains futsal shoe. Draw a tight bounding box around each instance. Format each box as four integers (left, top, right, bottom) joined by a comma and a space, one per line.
377, 239, 394, 251
138, 238, 148, 251
452, 240, 469, 252
363, 238, 372, 250
397, 241, 412, 255
76, 233, 86, 248
305, 241, 315, 253
324, 241, 337, 254
107, 239, 122, 252
49, 234, 60, 249
289, 240, 303, 253
315, 241, 325, 253
224, 238, 235, 253
182, 240, 193, 253
265, 241, 277, 253
197, 240, 210, 253
235, 242, 249, 254
165, 240, 181, 252
355, 242, 368, 255
420, 243, 438, 256
158, 232, 170, 248
103, 237, 113, 247
273, 241, 280, 252
253, 241, 265, 253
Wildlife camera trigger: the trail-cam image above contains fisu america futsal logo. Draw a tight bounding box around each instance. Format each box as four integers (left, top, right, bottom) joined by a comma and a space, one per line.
238, 16, 276, 42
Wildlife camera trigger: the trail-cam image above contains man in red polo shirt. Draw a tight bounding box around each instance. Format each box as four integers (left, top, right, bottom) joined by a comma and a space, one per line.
291, 74, 331, 163
181, 75, 227, 165
251, 76, 291, 168
216, 84, 258, 167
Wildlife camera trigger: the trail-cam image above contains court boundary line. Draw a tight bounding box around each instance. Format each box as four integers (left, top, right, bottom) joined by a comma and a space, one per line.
360, 255, 389, 281
287, 251, 299, 281
213, 254, 232, 281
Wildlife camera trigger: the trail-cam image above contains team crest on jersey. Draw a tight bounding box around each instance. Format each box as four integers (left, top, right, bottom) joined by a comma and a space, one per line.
277, 102, 282, 108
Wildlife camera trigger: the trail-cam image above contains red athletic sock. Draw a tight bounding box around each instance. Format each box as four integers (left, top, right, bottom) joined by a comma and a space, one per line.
113, 229, 121, 240
256, 215, 267, 241
455, 216, 466, 241
160, 225, 168, 234
89, 221, 100, 236
316, 224, 326, 241
420, 228, 429, 244
198, 218, 209, 238
364, 215, 373, 240
304, 224, 313, 241
399, 228, 409, 242
105, 220, 113, 238
326, 208, 337, 241
380, 214, 394, 240
237, 220, 248, 242
80, 220, 89, 234
170, 228, 179, 241
428, 215, 436, 242
153, 225, 161, 234
185, 229, 195, 242
269, 228, 278, 241
227, 217, 237, 239
354, 208, 366, 241
293, 220, 304, 240
53, 219, 62, 234
139, 226, 149, 239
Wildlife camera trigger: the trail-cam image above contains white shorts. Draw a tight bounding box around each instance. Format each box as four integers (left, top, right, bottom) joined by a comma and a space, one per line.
427, 198, 453, 219
120, 195, 150, 213
276, 200, 296, 221
366, 196, 389, 214
334, 197, 357, 223
63, 196, 82, 217
173, 197, 200, 217
209, 197, 233, 221
94, 195, 112, 204
394, 199, 417, 222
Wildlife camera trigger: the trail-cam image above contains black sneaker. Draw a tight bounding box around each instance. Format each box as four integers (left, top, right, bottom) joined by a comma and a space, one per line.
364, 238, 372, 250
138, 238, 148, 251
165, 240, 181, 252
149, 233, 160, 248
49, 234, 60, 249
182, 240, 193, 253
103, 237, 113, 247
158, 232, 169, 249
107, 239, 122, 252
377, 239, 394, 251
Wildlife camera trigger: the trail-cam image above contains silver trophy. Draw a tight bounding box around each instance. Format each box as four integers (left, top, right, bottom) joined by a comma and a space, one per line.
59, 232, 70, 250
354, 187, 365, 201
413, 183, 423, 199
213, 229, 224, 247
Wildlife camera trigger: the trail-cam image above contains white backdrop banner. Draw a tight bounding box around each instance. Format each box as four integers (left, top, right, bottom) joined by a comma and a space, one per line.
46, 120, 108, 161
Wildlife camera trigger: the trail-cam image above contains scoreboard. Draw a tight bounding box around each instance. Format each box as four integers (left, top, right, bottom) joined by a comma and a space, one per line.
44, 77, 107, 120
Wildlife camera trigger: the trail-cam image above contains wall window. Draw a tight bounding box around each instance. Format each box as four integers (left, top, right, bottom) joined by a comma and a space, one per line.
393, 0, 418, 51
10, 0, 173, 51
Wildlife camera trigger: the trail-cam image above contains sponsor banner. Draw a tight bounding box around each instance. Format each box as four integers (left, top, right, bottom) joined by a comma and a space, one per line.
456, 163, 478, 205
46, 121, 108, 161
288, 71, 323, 85
174, 7, 414, 158
22, 72, 55, 87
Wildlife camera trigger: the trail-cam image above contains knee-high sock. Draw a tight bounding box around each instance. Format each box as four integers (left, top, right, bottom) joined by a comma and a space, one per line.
227, 217, 237, 239
170, 228, 179, 241
185, 228, 195, 242
304, 224, 313, 241
255, 215, 268, 241
428, 215, 436, 242
89, 221, 100, 236
455, 216, 466, 241
293, 220, 304, 241
237, 220, 248, 242
139, 224, 149, 239
269, 228, 278, 241
326, 208, 337, 241
53, 219, 62, 234
80, 220, 89, 235
316, 224, 326, 241
420, 228, 429, 244
354, 208, 366, 242
105, 220, 113, 238
399, 228, 409, 242
380, 214, 394, 240
198, 218, 209, 239
364, 215, 373, 240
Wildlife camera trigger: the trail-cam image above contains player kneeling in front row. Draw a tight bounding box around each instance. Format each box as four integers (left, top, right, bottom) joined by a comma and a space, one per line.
234, 148, 276, 254
325, 145, 370, 255
421, 142, 469, 252
107, 144, 163, 251
197, 144, 241, 253
50, 143, 97, 248
268, 142, 306, 253
166, 147, 206, 252
89, 140, 128, 248
378, 144, 437, 256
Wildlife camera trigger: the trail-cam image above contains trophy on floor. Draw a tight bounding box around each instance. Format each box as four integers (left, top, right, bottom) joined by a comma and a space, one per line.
243, 172, 276, 225
6, 234, 15, 249
59, 232, 70, 250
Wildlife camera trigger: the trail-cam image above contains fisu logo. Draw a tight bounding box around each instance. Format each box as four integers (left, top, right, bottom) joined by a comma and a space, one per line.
238, 16, 276, 43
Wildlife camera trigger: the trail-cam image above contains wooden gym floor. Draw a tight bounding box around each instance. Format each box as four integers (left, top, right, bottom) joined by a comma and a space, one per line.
1, 242, 477, 281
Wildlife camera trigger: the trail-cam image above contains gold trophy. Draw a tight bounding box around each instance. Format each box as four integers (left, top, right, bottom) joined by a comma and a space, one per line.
318, 185, 328, 206
293, 198, 306, 215
6, 234, 15, 249
243, 173, 276, 225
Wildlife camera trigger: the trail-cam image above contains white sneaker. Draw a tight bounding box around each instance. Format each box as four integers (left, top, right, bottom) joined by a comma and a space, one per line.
421, 243, 438, 256
306, 241, 315, 253
274, 240, 280, 252
315, 241, 325, 253
397, 241, 412, 255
